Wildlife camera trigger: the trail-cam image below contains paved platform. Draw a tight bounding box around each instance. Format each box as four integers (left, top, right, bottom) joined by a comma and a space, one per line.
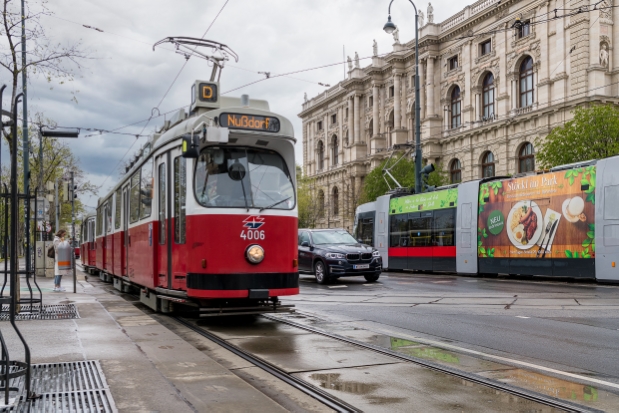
0, 267, 302, 412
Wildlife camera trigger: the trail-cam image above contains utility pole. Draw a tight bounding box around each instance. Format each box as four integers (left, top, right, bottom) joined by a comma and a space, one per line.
55, 179, 59, 234
21, 0, 30, 273
71, 172, 76, 294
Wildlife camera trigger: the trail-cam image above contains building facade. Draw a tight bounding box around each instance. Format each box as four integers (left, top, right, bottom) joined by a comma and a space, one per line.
299, 0, 618, 230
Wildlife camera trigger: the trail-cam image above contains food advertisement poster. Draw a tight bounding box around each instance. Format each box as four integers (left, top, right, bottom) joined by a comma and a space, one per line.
389, 188, 458, 215
477, 166, 595, 259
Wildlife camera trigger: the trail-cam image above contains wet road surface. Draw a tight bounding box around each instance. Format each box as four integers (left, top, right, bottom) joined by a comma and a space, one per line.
278, 272, 619, 410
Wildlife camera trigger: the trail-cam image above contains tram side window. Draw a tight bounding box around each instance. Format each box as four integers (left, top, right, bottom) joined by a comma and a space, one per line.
130, 172, 141, 223
158, 163, 166, 245
96, 207, 102, 236
174, 156, 186, 244
141, 158, 153, 219
433, 208, 456, 246
389, 214, 409, 247
115, 189, 121, 229
409, 213, 432, 247
105, 202, 112, 233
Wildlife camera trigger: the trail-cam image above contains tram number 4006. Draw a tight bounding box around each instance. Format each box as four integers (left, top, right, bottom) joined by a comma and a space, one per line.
240, 230, 266, 240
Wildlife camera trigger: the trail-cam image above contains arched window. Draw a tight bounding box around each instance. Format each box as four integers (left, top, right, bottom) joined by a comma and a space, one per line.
318, 190, 325, 218
481, 151, 495, 178
519, 142, 535, 173
519, 57, 534, 108
482, 73, 495, 119
450, 159, 462, 183
332, 136, 339, 166
317, 141, 324, 171
451, 87, 461, 129
332, 187, 339, 216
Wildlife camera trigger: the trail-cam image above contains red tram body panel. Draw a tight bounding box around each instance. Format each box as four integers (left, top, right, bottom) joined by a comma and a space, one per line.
81, 79, 300, 312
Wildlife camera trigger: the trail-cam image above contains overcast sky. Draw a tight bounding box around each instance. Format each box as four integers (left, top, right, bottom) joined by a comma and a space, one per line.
2, 0, 468, 210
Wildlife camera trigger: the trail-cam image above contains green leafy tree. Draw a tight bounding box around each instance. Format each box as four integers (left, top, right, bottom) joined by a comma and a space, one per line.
360, 153, 448, 203
297, 166, 320, 229
536, 104, 619, 168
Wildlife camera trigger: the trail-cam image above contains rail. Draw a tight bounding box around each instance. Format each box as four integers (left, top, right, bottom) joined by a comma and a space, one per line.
173, 317, 361, 413
262, 315, 601, 413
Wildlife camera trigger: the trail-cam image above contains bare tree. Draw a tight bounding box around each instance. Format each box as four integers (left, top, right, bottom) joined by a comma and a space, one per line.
0, 0, 88, 150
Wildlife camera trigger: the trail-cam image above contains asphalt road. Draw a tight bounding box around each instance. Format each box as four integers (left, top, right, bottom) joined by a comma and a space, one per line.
284, 272, 619, 387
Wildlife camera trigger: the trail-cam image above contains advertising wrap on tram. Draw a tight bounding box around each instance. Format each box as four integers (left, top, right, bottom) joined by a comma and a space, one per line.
477, 165, 596, 276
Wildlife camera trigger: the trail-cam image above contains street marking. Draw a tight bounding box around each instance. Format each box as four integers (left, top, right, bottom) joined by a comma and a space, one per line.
363, 284, 380, 286
328, 285, 347, 289
464, 280, 478, 282
432, 281, 451, 284
362, 324, 619, 390
515, 316, 530, 319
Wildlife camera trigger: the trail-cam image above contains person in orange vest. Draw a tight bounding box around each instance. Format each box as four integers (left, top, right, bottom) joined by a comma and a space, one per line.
53, 229, 72, 292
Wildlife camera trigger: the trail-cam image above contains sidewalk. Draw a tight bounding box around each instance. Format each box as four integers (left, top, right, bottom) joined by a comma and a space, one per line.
1, 267, 299, 412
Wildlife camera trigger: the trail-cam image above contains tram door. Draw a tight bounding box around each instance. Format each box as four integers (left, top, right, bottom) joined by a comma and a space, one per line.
156, 153, 172, 288
122, 185, 129, 276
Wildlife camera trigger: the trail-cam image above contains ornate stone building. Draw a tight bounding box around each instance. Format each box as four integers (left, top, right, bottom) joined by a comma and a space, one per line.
299, 0, 618, 230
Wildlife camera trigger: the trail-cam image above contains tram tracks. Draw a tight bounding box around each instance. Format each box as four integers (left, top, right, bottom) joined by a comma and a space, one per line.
175, 314, 602, 413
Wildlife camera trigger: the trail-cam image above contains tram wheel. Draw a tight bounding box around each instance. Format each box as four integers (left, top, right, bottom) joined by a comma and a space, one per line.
314, 260, 330, 285
364, 274, 380, 283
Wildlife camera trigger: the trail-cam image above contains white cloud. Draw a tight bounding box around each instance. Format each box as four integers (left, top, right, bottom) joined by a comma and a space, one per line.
8, 0, 469, 206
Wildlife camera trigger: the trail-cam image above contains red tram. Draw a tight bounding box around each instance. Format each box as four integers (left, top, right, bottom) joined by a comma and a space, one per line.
80, 80, 299, 314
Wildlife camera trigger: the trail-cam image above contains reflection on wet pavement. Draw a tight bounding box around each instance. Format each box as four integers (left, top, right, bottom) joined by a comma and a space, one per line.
274, 313, 619, 411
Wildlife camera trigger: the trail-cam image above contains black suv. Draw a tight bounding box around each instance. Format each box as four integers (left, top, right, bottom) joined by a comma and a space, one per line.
298, 228, 382, 284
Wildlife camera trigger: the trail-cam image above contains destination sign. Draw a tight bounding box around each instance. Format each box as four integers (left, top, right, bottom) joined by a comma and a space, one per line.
197, 82, 218, 103
219, 113, 280, 133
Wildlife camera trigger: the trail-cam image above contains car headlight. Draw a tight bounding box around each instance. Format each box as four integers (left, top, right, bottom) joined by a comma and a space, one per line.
372, 250, 381, 257
325, 252, 345, 259
246, 244, 265, 264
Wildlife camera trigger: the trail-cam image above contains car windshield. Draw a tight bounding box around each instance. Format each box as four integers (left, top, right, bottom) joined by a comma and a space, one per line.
195, 147, 295, 210
312, 230, 357, 245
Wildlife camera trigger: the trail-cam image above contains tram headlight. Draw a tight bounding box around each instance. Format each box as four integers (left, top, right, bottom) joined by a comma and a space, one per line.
246, 244, 265, 264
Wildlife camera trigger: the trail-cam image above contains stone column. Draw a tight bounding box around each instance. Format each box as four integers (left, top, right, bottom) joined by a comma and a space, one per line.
348, 97, 354, 144
353, 94, 360, 143
427, 57, 436, 117
394, 74, 401, 129
372, 84, 379, 137
512, 80, 518, 111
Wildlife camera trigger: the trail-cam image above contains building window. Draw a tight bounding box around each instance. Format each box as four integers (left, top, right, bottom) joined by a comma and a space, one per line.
389, 86, 394, 97
480, 40, 491, 56
317, 141, 324, 171
345, 108, 349, 119
451, 86, 461, 129
482, 73, 495, 119
481, 151, 495, 178
449, 56, 458, 70
318, 190, 325, 218
450, 159, 462, 183
519, 57, 534, 108
517, 20, 531, 39
331, 114, 337, 124
519, 142, 535, 173
332, 136, 339, 166
369, 96, 373, 106
317, 121, 323, 130
332, 187, 339, 216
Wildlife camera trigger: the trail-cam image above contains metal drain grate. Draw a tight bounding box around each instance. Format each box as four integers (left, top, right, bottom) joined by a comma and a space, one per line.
1, 361, 116, 412
0, 304, 80, 321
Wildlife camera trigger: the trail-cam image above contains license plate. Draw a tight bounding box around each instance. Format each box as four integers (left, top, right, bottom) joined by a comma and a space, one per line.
354, 264, 370, 270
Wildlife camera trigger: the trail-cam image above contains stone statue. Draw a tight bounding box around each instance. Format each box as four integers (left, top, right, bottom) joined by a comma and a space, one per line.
354, 52, 360, 68
373, 39, 378, 57
600, 44, 609, 68
428, 3, 434, 24
393, 25, 400, 43
347, 56, 353, 71
304, 92, 308, 102
418, 10, 425, 27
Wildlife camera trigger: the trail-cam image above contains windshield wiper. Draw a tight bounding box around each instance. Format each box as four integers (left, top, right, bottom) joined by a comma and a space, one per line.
259, 196, 292, 212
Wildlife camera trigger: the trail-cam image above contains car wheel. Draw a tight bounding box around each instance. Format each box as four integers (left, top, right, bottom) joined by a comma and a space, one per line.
364, 274, 380, 282
314, 261, 330, 284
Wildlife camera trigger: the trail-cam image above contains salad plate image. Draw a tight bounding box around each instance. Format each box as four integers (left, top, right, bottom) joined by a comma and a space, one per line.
506, 200, 543, 249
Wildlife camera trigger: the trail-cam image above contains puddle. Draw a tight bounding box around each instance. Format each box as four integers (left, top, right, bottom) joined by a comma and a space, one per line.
310, 373, 380, 394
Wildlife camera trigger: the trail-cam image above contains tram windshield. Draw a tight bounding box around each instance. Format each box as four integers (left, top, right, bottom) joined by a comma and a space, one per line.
195, 147, 295, 210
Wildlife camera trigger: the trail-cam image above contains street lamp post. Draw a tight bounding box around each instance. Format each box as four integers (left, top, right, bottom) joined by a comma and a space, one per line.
383, 0, 422, 194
